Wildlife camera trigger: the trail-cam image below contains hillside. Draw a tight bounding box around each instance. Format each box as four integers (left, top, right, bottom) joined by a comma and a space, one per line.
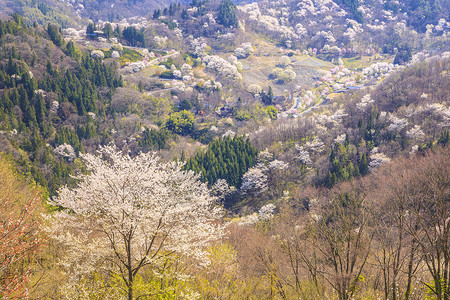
0, 1, 449, 299
0, 0, 190, 26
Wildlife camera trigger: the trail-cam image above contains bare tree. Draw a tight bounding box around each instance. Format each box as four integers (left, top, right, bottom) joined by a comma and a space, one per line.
313, 183, 374, 300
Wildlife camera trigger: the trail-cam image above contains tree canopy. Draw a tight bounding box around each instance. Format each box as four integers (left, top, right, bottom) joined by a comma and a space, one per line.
217, 0, 238, 28
48, 145, 224, 300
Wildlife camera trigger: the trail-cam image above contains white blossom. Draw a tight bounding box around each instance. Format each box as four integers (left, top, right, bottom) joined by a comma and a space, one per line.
406, 125, 425, 141
50, 101, 59, 114
334, 134, 346, 144
240, 166, 268, 196
356, 94, 375, 110
53, 143, 77, 161
222, 130, 236, 138
369, 152, 391, 170
268, 159, 288, 170
278, 55, 291, 67
305, 137, 325, 153
295, 144, 312, 165
181, 63, 192, 75
248, 84, 262, 94
238, 213, 259, 225
258, 204, 276, 220
257, 149, 274, 165
90, 50, 104, 59
202, 55, 242, 80
47, 145, 224, 296
211, 179, 235, 203
388, 114, 408, 132
111, 50, 120, 58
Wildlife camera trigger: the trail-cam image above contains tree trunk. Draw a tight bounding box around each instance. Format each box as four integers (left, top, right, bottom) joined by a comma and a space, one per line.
404, 239, 415, 300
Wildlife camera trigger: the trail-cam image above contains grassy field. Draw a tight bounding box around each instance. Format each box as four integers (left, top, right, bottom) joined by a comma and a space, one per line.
103, 48, 144, 66
343, 54, 393, 69
240, 54, 332, 96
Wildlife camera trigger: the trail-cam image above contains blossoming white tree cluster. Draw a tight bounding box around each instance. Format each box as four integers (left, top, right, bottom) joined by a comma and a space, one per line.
202, 55, 242, 80
53, 143, 76, 161
48, 145, 224, 300
235, 42, 254, 58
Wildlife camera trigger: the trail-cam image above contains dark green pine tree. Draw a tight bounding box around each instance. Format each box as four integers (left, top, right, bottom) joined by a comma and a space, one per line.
103, 23, 113, 39
47, 23, 63, 47
184, 136, 257, 187
86, 23, 96, 35
217, 0, 238, 28
358, 152, 369, 176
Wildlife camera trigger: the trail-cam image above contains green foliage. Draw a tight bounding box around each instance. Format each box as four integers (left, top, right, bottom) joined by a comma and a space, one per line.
103, 48, 142, 66
86, 22, 96, 35
137, 128, 170, 150
178, 99, 192, 111
0, 18, 122, 195
184, 136, 258, 187
103, 23, 113, 39
153, 9, 161, 19
55, 127, 84, 153
325, 137, 361, 187
47, 23, 63, 47
0, 16, 28, 39
159, 57, 174, 69
235, 109, 252, 121
122, 26, 145, 47
65, 40, 81, 60
13, 1, 80, 28
438, 130, 449, 146
265, 106, 278, 120
262, 86, 274, 105
334, 0, 363, 23
159, 19, 178, 30
217, 0, 238, 28
166, 110, 195, 135
159, 70, 175, 79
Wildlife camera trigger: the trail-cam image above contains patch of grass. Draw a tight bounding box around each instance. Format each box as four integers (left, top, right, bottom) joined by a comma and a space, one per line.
103, 47, 143, 66
343, 55, 392, 69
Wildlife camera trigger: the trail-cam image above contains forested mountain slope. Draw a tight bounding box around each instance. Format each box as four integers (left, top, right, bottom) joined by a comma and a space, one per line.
0, 0, 449, 299
0, 0, 190, 26
0, 15, 123, 193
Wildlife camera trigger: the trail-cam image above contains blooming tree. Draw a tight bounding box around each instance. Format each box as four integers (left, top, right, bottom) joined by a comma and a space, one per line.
278, 55, 291, 67
240, 166, 268, 197
48, 145, 224, 300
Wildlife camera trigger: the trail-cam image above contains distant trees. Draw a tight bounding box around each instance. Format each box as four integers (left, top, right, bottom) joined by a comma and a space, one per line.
47, 23, 63, 47
262, 86, 274, 105
103, 22, 113, 39
0, 16, 124, 194
65, 40, 81, 59
278, 55, 290, 67
393, 47, 412, 65
122, 26, 145, 47
86, 22, 96, 35
137, 128, 170, 150
185, 136, 258, 188
325, 138, 361, 187
217, 0, 238, 28
369, 147, 450, 299
165, 110, 195, 135
49, 145, 224, 300
334, 0, 363, 23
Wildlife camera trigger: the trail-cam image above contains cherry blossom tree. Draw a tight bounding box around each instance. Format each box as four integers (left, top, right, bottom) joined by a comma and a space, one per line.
48, 145, 224, 300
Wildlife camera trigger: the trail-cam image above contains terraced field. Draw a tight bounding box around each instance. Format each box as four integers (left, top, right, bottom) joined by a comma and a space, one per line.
241, 55, 333, 95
